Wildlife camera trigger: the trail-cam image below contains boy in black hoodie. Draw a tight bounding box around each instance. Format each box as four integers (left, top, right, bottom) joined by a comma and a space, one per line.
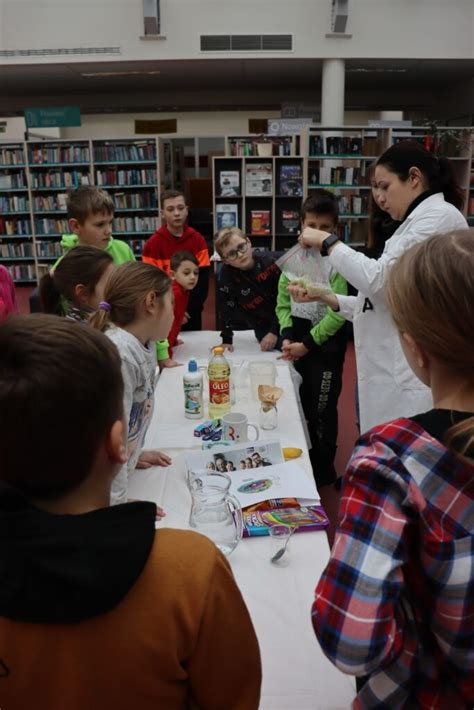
214, 226, 280, 351
0, 315, 261, 709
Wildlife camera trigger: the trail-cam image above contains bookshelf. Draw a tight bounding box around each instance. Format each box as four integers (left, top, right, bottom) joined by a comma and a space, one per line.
92, 138, 160, 257
0, 143, 36, 283
0, 137, 163, 282
212, 154, 305, 250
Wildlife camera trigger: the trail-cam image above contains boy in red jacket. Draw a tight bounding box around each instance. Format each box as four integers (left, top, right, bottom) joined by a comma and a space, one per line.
142, 190, 210, 330
167, 251, 199, 357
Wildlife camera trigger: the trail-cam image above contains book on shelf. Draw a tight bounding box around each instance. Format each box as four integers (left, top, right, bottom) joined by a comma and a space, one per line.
32, 171, 91, 189
250, 210, 271, 236
216, 203, 238, 230
0, 195, 30, 212
229, 137, 292, 157
0, 148, 25, 166
0, 173, 27, 189
219, 170, 240, 197
245, 163, 273, 196
280, 209, 300, 235
308, 164, 361, 186
94, 142, 156, 163
29, 145, 90, 164
279, 164, 303, 196
112, 215, 159, 233
96, 168, 156, 187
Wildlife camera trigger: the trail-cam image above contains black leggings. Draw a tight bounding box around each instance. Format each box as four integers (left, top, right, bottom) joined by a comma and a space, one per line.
295, 344, 346, 487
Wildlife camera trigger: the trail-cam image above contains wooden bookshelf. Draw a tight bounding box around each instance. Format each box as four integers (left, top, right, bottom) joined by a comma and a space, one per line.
0, 137, 163, 282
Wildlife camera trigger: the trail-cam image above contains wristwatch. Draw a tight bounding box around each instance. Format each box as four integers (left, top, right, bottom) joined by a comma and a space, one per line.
320, 233, 339, 257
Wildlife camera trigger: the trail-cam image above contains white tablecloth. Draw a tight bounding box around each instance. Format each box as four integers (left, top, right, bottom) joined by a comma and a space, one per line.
129, 331, 355, 709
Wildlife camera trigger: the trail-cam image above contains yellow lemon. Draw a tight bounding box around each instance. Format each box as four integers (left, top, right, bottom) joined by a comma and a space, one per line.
282, 447, 303, 460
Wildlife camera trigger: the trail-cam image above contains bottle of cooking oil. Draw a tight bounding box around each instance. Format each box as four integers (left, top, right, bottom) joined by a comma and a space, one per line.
208, 346, 231, 419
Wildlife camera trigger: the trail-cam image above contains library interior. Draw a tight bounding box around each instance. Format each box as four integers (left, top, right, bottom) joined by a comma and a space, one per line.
0, 1, 473, 708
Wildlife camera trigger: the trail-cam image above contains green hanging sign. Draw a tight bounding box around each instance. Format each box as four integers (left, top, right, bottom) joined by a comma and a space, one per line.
24, 106, 81, 129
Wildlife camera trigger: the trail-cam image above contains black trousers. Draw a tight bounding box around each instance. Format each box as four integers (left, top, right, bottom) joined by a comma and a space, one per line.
293, 327, 346, 487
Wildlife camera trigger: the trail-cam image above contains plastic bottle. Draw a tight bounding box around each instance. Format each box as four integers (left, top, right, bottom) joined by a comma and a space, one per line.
208, 346, 231, 419
183, 360, 203, 419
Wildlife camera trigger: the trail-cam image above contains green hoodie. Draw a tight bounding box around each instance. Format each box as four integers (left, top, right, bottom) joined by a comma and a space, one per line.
54, 234, 169, 361
57, 234, 135, 266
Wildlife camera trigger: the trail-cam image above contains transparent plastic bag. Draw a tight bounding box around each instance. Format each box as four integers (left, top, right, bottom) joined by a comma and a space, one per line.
276, 244, 331, 324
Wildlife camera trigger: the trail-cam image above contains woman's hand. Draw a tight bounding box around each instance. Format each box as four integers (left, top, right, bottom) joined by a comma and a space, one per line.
298, 227, 331, 251
287, 284, 340, 311
136, 450, 172, 468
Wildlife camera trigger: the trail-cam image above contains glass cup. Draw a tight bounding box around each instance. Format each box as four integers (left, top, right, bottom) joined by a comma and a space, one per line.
269, 524, 293, 567
259, 403, 278, 430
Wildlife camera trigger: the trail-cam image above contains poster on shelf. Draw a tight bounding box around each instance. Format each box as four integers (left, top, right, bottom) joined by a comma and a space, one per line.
279, 164, 303, 196
216, 203, 238, 229
251, 210, 271, 235
219, 171, 240, 196
245, 163, 273, 196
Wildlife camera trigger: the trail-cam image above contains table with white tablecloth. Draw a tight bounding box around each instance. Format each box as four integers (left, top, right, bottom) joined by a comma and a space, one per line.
129, 331, 355, 710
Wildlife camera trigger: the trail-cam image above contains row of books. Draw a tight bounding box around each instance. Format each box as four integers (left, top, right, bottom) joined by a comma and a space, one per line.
32, 171, 91, 189
33, 194, 68, 211
96, 169, 157, 186
6, 264, 36, 280
228, 137, 293, 157
0, 242, 34, 258
0, 148, 25, 166
35, 241, 63, 258
112, 216, 159, 233
308, 165, 364, 186
338, 194, 369, 215
0, 173, 27, 188
30, 146, 90, 165
335, 221, 368, 245
0, 196, 29, 212
112, 193, 158, 210
35, 219, 68, 235
309, 135, 364, 156
218, 163, 303, 197
93, 143, 156, 163
0, 218, 31, 235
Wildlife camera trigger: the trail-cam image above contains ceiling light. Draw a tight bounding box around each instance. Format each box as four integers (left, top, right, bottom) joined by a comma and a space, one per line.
80, 70, 161, 77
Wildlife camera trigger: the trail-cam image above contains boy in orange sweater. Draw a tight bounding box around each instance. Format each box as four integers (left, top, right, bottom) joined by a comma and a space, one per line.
0, 314, 261, 710
167, 250, 199, 357
142, 189, 210, 330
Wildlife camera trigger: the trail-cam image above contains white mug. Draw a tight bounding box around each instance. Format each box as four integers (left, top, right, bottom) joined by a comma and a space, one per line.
221, 412, 259, 443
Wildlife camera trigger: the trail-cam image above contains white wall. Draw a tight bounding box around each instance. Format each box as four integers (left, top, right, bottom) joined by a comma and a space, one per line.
0, 0, 472, 61
0, 109, 383, 141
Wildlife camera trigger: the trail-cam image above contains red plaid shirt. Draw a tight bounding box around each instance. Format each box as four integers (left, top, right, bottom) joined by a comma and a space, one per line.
312, 417, 474, 708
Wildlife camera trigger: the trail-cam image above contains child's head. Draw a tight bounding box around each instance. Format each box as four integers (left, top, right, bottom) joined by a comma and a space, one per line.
214, 227, 253, 270
40, 246, 115, 315
170, 251, 199, 291
245, 457, 253, 469
89, 262, 173, 342
300, 190, 338, 231
0, 314, 125, 501
160, 189, 188, 234
67, 186, 115, 249
386, 229, 474, 454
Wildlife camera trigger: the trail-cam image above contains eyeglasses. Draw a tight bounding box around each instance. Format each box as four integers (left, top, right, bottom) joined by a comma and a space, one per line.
223, 241, 249, 261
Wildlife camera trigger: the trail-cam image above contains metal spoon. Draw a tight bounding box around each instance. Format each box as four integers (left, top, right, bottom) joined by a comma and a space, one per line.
270, 526, 297, 563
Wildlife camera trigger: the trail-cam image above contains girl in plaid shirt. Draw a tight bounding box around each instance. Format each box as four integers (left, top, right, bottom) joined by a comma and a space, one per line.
312, 229, 474, 708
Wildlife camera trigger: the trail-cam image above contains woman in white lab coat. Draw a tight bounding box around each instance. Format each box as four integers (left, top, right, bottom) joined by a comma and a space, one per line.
293, 141, 468, 433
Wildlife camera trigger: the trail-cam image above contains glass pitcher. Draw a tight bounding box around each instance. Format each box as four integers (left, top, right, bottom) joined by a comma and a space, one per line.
189, 472, 243, 556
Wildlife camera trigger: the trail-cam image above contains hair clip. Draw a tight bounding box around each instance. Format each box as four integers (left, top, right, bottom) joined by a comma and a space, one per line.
98, 301, 111, 311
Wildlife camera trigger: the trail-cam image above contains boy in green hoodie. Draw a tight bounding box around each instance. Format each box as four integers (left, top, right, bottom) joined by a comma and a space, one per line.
276, 190, 347, 488
54, 186, 171, 365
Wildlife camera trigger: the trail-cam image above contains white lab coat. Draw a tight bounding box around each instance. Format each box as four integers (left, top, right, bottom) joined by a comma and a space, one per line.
328, 193, 468, 433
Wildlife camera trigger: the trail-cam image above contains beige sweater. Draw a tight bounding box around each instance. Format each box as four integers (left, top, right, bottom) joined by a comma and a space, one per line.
0, 529, 261, 709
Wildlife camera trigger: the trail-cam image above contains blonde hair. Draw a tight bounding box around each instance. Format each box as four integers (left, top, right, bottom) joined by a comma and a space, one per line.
214, 227, 247, 257
386, 229, 474, 457
89, 262, 171, 332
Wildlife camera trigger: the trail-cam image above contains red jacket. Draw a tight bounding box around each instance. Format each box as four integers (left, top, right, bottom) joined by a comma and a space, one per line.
142, 224, 210, 273
168, 281, 189, 356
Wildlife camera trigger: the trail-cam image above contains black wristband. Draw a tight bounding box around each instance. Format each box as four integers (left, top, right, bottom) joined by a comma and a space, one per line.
320, 233, 339, 257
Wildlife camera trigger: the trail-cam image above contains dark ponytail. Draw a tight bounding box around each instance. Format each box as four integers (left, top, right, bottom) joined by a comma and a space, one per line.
40, 246, 114, 315
377, 141, 464, 210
